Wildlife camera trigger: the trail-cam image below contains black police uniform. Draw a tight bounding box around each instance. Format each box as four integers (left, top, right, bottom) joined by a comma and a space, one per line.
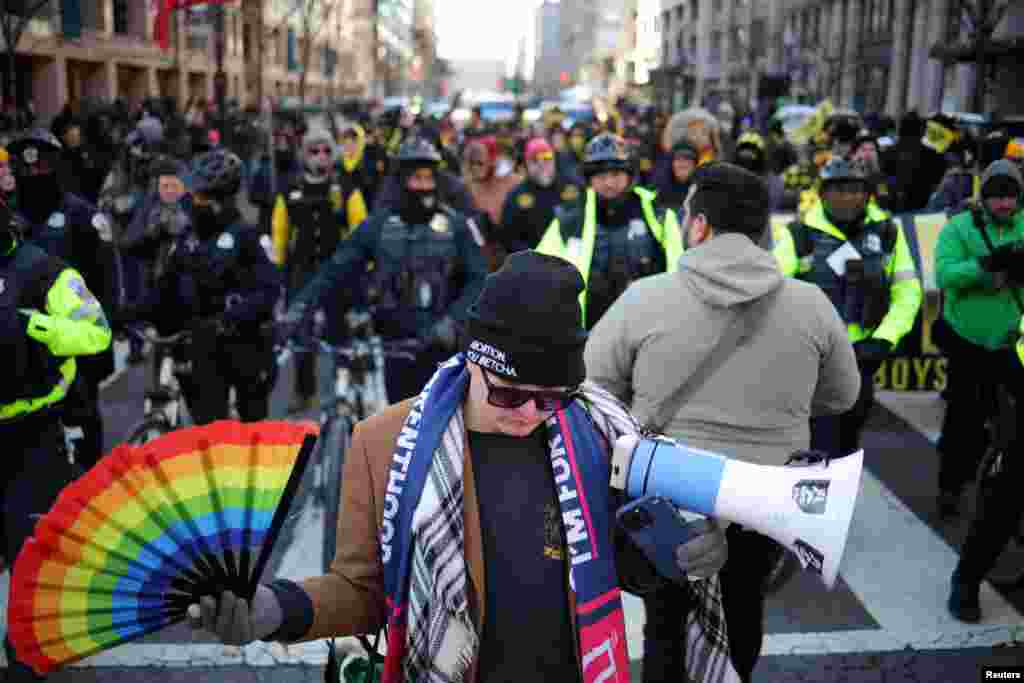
498, 176, 584, 255
20, 192, 117, 471
546, 192, 669, 329
290, 206, 489, 403
1, 236, 111, 682
128, 208, 283, 424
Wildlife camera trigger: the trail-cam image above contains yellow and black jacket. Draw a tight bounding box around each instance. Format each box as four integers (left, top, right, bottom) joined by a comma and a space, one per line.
536, 186, 683, 328
773, 202, 922, 347
1, 238, 111, 421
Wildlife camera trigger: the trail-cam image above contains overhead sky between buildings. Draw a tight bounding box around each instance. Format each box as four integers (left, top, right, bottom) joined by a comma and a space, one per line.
435, 0, 548, 78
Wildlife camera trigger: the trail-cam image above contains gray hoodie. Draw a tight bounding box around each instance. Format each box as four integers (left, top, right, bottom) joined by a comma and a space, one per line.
585, 232, 860, 466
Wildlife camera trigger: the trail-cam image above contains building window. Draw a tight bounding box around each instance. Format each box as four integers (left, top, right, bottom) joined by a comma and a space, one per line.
751, 18, 765, 58
689, 34, 697, 63
113, 0, 128, 34
690, 0, 698, 22
710, 30, 721, 62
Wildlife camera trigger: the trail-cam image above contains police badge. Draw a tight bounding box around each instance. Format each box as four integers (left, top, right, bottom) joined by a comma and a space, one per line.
561, 184, 580, 202
430, 214, 449, 233
517, 192, 535, 209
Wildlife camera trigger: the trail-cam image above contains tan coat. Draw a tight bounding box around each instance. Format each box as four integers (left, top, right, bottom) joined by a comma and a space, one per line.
296, 398, 597, 677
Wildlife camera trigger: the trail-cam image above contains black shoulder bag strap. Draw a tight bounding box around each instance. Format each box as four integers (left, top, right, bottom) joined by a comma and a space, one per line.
643, 288, 780, 434
970, 202, 1024, 315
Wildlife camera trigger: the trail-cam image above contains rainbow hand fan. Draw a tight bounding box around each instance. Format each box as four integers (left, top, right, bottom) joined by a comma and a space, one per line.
8, 420, 318, 675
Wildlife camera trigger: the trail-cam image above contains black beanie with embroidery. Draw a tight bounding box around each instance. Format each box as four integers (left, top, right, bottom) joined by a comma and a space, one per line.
465, 250, 587, 387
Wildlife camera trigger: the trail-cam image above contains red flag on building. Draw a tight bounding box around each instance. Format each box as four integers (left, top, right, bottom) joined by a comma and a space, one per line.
154, 0, 234, 50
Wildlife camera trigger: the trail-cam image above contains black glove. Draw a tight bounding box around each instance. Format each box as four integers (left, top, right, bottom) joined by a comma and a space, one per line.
274, 304, 307, 349
1, 307, 26, 341
979, 244, 1020, 273
109, 303, 146, 330
853, 338, 893, 366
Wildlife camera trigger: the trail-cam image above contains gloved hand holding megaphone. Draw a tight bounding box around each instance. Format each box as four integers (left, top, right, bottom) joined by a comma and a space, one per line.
611, 435, 864, 589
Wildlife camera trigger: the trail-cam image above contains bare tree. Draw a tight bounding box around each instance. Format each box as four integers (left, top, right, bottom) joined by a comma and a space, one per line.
948, 0, 1010, 112
0, 0, 52, 110
295, 0, 339, 105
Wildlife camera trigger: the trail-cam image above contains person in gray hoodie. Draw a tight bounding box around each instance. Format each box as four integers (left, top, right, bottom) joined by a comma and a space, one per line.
585, 162, 861, 683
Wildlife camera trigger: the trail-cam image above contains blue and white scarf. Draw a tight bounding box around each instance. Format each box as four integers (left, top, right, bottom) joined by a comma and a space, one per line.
379, 354, 738, 683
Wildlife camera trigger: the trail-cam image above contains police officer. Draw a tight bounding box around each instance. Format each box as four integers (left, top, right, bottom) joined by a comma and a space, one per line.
536, 132, 684, 329
498, 137, 583, 257
271, 126, 368, 413
774, 158, 923, 456
114, 149, 282, 424
0, 200, 111, 682
7, 128, 117, 472
282, 137, 489, 403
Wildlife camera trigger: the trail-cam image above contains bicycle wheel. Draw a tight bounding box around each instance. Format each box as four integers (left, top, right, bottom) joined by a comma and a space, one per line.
321, 415, 352, 573
125, 416, 173, 446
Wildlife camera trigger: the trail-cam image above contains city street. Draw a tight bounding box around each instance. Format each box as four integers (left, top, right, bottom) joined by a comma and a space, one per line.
2, 344, 1023, 681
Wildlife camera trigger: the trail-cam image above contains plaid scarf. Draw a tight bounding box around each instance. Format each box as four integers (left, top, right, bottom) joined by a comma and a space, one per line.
380, 354, 738, 683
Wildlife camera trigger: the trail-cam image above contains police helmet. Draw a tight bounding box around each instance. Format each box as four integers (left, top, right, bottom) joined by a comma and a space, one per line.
819, 158, 871, 189
396, 137, 442, 166
190, 148, 243, 197
8, 128, 62, 176
582, 133, 633, 178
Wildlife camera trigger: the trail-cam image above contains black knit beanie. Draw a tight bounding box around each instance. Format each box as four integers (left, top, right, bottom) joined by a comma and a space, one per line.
465, 250, 587, 387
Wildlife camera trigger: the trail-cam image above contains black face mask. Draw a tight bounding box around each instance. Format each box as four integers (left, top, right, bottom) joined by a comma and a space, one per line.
193, 204, 222, 239
399, 189, 437, 224
275, 150, 295, 169
17, 173, 62, 225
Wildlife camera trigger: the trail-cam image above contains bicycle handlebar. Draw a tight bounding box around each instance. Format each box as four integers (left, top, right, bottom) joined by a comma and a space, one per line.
118, 325, 191, 347
275, 336, 425, 367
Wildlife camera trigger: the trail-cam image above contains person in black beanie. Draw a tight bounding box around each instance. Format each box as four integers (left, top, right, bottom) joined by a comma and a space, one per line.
190, 249, 731, 683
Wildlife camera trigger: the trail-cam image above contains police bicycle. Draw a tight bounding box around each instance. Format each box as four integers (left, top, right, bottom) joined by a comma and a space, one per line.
118, 325, 193, 445
275, 311, 422, 548
275, 311, 422, 683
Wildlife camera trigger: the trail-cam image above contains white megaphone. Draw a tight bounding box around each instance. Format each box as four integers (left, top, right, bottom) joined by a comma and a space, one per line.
611, 435, 863, 589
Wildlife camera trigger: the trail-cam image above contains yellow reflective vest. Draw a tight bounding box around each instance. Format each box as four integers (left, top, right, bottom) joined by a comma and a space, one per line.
2, 243, 112, 421
773, 202, 922, 346
536, 186, 683, 327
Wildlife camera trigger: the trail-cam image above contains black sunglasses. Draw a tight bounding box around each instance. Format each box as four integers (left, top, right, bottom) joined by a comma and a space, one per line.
480, 368, 578, 412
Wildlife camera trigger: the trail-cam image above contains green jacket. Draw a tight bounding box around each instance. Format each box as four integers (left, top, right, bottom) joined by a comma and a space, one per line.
935, 186, 1024, 351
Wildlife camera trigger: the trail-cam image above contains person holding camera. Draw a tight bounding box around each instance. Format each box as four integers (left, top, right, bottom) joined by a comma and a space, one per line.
935, 159, 1024, 623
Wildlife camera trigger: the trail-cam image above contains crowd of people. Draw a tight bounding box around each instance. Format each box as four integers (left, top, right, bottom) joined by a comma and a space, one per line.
0, 91, 1022, 683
